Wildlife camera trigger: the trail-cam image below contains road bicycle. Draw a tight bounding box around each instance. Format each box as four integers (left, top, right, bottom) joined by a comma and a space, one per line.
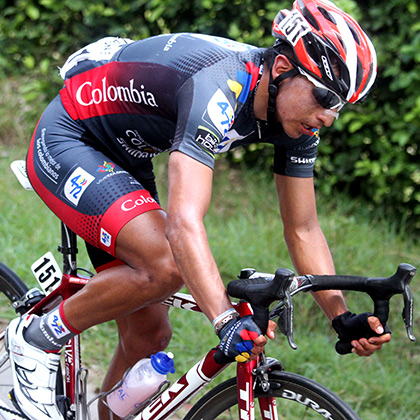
0, 160, 417, 420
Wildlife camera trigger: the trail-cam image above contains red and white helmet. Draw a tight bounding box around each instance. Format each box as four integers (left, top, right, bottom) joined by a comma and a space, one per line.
272, 0, 377, 104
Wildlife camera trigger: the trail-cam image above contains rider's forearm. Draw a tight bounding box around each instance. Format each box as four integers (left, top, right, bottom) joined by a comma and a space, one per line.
166, 217, 232, 323
284, 224, 348, 320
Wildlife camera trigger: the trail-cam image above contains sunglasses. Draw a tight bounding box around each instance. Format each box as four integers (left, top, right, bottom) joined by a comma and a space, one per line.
298, 68, 347, 115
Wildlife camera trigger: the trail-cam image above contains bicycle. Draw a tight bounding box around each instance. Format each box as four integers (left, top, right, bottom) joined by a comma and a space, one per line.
0, 160, 417, 420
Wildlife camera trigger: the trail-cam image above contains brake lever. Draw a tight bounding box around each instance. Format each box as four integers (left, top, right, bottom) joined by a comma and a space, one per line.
268, 269, 298, 350
403, 284, 415, 341
278, 289, 298, 350
370, 264, 416, 342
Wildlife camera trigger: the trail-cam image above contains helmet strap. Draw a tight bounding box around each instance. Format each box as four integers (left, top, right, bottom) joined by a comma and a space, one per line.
267, 67, 298, 125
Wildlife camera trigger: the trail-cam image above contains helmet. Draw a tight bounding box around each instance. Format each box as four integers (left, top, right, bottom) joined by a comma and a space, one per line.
272, 0, 377, 104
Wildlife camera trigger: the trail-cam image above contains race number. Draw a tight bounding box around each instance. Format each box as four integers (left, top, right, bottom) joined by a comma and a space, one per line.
31, 252, 63, 294
277, 11, 311, 46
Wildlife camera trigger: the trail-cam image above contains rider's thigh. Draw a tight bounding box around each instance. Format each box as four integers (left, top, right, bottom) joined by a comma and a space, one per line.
116, 304, 172, 364
115, 211, 183, 291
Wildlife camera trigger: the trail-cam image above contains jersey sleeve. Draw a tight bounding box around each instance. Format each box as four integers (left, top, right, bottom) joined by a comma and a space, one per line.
171, 76, 236, 169
273, 131, 319, 177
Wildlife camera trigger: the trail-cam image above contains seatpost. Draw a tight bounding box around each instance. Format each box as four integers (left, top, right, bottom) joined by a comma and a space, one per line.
58, 222, 78, 275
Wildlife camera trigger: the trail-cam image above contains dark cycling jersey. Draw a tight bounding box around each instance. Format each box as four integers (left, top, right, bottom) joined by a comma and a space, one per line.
59, 34, 319, 175
27, 34, 319, 266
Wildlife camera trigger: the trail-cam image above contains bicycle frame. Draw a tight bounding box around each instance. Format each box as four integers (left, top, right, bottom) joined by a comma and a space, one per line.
7, 160, 279, 420
24, 264, 276, 420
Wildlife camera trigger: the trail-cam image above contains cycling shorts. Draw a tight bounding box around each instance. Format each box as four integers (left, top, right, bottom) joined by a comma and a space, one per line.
26, 95, 163, 260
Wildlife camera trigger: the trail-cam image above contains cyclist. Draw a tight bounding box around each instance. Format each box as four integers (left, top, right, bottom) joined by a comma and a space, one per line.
7, 1, 391, 419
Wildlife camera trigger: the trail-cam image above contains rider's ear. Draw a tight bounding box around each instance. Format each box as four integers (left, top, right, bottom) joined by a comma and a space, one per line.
272, 55, 294, 79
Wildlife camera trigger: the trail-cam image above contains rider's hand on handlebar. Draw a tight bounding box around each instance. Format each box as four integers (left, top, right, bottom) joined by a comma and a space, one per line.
351, 316, 391, 357
332, 311, 391, 357
251, 320, 277, 359
218, 316, 261, 362
217, 316, 276, 362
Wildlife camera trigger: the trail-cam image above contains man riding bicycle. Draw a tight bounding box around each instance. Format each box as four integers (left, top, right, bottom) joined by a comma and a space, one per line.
7, 1, 390, 419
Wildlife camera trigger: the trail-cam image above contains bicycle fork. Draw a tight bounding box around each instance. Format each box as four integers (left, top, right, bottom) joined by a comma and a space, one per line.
237, 357, 279, 420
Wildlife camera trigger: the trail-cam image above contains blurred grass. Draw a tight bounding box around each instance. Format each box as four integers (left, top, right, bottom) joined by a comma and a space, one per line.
0, 143, 419, 417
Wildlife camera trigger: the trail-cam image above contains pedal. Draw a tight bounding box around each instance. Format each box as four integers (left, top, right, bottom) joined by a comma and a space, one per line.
7, 389, 29, 419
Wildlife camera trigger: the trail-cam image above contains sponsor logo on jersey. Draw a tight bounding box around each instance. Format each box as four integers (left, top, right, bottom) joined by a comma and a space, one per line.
97, 161, 115, 173
290, 156, 317, 165
100, 228, 112, 247
116, 129, 168, 159
207, 89, 234, 137
195, 126, 219, 156
163, 33, 183, 51
121, 194, 158, 212
63, 167, 95, 206
75, 77, 158, 108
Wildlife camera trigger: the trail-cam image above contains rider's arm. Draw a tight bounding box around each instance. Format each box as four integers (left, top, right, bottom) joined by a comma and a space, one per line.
275, 174, 347, 320
166, 151, 231, 322
166, 151, 271, 359
275, 174, 390, 356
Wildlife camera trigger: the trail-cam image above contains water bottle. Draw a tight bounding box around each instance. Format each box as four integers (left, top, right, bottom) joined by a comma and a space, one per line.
106, 351, 175, 418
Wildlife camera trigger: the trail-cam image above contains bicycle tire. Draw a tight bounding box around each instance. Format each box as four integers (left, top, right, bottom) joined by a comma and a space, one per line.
0, 263, 30, 420
184, 370, 361, 420
0, 263, 29, 309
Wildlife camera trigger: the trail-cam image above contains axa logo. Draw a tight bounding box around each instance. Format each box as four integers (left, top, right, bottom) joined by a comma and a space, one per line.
207, 89, 234, 138
75, 77, 158, 107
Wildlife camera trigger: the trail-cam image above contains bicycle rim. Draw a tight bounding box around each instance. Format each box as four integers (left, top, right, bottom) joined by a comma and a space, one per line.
184, 371, 360, 420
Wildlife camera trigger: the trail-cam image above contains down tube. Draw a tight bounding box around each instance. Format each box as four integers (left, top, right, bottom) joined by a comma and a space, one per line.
134, 349, 229, 420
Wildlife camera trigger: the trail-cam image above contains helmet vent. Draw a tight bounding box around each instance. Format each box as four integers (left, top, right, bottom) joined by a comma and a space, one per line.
346, 22, 361, 45
318, 7, 337, 25
301, 7, 320, 31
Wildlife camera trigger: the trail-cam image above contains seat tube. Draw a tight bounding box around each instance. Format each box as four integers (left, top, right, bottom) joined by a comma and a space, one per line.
236, 359, 256, 420
60, 223, 78, 275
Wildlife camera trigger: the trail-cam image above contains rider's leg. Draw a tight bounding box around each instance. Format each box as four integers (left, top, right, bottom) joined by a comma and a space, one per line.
97, 304, 172, 420
62, 210, 183, 330
9, 209, 183, 420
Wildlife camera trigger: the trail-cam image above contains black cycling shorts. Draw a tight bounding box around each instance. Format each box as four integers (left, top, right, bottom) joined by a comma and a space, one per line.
27, 95, 163, 264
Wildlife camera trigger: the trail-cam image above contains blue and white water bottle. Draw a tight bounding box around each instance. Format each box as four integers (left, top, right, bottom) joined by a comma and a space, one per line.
106, 351, 175, 417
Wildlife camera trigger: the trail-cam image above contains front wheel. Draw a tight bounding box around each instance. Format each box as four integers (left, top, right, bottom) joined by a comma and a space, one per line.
185, 370, 360, 420
0, 263, 30, 419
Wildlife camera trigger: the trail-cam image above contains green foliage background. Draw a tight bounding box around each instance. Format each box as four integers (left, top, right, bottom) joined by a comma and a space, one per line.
0, 0, 419, 230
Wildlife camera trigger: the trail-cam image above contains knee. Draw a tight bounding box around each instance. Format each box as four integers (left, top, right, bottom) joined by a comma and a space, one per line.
137, 259, 184, 301
156, 262, 184, 298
